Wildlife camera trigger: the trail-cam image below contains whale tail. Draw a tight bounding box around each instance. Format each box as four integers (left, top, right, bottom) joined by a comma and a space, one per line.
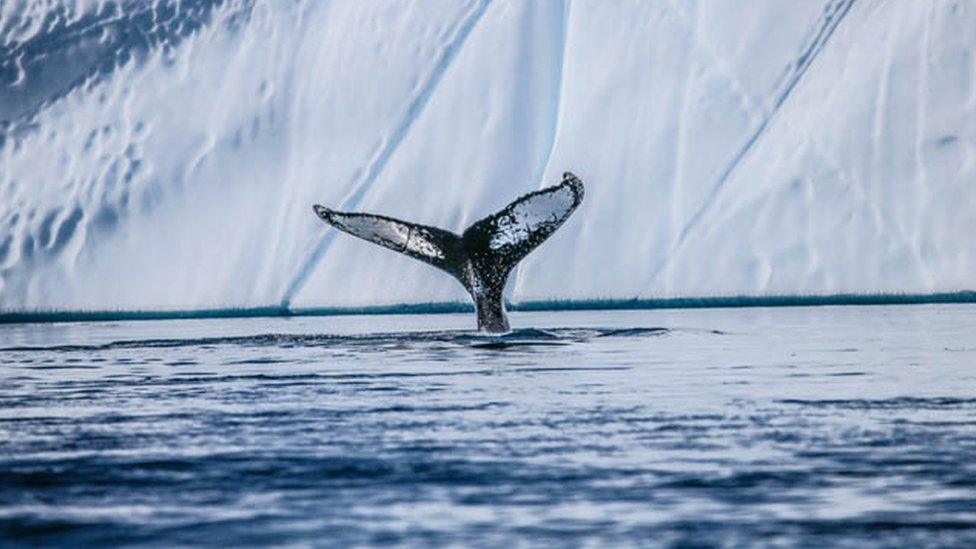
313, 172, 585, 333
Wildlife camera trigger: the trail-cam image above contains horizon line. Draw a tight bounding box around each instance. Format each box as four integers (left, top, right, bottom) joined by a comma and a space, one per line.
1, 291, 975, 325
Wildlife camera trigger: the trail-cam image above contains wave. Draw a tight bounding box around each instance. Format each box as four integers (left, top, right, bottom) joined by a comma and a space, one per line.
0, 326, 673, 353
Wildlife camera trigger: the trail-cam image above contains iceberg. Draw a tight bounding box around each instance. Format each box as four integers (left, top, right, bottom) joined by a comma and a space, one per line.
2, 0, 974, 312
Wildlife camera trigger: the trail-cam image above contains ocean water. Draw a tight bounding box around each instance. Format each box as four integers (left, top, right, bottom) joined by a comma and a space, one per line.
1, 305, 975, 547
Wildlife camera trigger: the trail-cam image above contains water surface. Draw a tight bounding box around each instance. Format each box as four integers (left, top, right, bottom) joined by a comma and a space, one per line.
2, 305, 976, 546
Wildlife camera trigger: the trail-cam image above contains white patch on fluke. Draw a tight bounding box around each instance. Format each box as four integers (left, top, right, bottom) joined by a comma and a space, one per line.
489, 184, 578, 251
406, 233, 445, 260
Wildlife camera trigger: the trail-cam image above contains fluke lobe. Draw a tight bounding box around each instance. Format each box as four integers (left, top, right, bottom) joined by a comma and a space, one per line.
313, 172, 585, 333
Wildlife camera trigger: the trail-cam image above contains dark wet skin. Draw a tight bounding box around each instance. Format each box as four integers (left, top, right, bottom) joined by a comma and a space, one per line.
313, 172, 584, 333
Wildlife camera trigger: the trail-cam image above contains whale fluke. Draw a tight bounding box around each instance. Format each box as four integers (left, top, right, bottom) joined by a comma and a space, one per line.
313, 172, 584, 333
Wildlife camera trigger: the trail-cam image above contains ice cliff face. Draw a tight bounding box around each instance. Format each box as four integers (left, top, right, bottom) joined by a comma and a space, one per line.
1, 0, 974, 311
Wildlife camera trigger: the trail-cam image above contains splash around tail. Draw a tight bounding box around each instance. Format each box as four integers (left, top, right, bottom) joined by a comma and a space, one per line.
313, 172, 584, 333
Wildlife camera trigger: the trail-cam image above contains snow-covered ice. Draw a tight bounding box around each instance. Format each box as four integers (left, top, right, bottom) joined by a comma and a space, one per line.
1, 0, 974, 311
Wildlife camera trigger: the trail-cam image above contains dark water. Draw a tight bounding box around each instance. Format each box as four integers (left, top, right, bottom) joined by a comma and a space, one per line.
1, 306, 975, 547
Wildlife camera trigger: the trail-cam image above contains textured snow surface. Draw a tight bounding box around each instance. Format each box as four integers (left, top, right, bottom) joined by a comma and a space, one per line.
1, 0, 975, 310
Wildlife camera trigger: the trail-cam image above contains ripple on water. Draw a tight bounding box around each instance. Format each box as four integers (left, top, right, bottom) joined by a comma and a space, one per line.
2, 309, 976, 546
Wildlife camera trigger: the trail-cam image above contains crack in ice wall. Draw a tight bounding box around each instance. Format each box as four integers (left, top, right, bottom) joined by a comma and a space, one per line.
279, 0, 493, 309
648, 0, 857, 285
511, 0, 569, 297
